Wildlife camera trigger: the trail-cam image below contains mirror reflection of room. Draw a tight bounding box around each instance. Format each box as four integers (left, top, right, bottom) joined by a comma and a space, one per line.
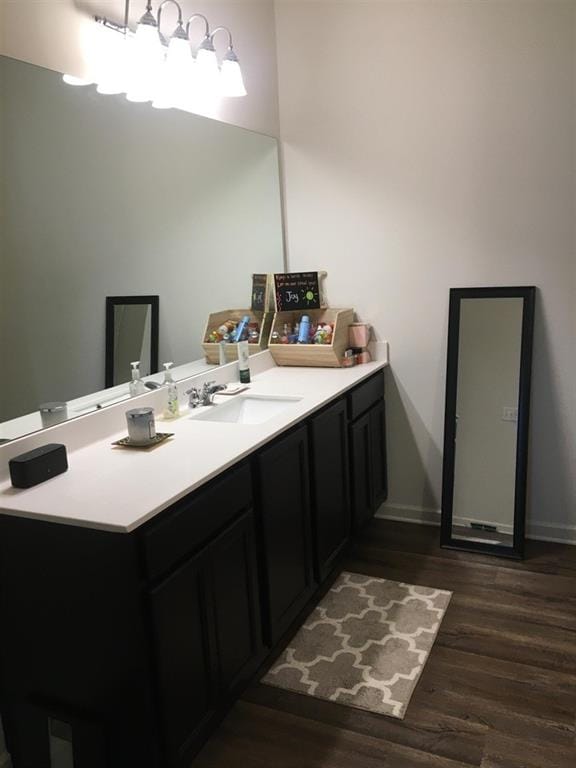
0, 54, 284, 439
452, 297, 523, 547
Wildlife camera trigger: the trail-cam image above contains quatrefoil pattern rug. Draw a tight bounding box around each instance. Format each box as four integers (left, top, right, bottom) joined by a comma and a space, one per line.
262, 572, 451, 719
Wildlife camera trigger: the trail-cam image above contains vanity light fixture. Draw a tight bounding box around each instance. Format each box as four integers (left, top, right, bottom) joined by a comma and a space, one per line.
62, 0, 247, 105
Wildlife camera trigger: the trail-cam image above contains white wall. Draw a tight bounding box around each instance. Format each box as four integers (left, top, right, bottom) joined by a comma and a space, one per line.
275, 1, 576, 541
0, 0, 280, 137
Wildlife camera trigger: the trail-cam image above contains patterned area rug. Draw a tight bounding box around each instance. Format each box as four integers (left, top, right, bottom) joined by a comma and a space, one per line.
262, 571, 451, 719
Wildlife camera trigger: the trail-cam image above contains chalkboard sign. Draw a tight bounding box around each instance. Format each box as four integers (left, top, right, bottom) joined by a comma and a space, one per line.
274, 272, 324, 312
251, 273, 269, 312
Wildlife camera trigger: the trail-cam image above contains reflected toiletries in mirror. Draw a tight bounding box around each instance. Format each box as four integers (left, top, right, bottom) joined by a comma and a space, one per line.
441, 287, 535, 559
0, 55, 284, 441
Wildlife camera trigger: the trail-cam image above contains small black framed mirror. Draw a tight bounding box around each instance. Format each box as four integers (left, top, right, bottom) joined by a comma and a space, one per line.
441, 287, 535, 559
105, 296, 159, 388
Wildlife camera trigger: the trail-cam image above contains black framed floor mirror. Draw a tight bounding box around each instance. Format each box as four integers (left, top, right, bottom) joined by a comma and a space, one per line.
105, 295, 159, 388
441, 287, 535, 559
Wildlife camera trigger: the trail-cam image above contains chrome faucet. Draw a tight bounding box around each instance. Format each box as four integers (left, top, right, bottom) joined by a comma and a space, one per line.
187, 381, 226, 408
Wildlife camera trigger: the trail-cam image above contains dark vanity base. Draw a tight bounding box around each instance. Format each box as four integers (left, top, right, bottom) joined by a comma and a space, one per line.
0, 371, 387, 768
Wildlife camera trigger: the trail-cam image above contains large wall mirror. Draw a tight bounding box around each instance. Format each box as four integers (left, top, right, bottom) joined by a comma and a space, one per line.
441, 287, 535, 559
0, 55, 284, 441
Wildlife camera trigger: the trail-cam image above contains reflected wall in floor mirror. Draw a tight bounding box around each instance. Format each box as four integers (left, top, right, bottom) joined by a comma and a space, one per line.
441, 287, 535, 559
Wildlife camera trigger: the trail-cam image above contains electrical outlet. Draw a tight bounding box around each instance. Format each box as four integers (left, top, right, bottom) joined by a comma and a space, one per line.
502, 406, 518, 422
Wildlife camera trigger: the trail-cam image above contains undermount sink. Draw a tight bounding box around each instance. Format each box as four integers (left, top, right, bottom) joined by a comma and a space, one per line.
192, 394, 302, 425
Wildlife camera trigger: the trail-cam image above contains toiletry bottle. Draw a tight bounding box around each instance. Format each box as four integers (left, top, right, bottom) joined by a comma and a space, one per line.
237, 340, 251, 384
234, 315, 251, 342
219, 340, 227, 365
298, 315, 310, 344
162, 362, 179, 418
129, 361, 147, 396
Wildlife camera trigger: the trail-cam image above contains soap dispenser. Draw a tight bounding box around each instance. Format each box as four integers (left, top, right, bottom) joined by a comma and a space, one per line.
129, 361, 147, 397
162, 362, 179, 418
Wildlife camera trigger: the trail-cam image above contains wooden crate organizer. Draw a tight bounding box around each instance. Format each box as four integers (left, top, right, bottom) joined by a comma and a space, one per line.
268, 308, 354, 367
202, 309, 273, 364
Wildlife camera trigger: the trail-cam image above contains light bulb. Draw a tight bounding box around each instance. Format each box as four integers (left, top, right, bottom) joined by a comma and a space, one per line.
220, 53, 246, 97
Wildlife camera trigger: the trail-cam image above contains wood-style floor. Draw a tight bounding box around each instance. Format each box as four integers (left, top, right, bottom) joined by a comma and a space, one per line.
194, 519, 576, 768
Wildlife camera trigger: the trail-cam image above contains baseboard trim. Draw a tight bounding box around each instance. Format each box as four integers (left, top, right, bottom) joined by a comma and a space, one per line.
375, 503, 441, 527
376, 505, 576, 545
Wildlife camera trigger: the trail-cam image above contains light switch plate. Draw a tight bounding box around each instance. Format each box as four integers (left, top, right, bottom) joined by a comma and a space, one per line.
502, 406, 518, 422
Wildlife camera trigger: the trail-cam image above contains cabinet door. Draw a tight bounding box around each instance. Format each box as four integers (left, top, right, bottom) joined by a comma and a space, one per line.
310, 398, 351, 581
209, 511, 263, 697
258, 425, 315, 644
149, 549, 215, 766
350, 410, 374, 531
369, 399, 388, 508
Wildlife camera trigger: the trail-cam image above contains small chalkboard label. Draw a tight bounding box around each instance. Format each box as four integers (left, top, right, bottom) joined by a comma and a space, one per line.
251, 273, 269, 312
274, 272, 323, 312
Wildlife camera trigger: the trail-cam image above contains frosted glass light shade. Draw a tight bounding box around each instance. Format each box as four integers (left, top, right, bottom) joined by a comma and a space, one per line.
195, 46, 220, 92
220, 58, 246, 97
133, 21, 162, 58
126, 22, 163, 103
95, 29, 129, 95
152, 36, 195, 109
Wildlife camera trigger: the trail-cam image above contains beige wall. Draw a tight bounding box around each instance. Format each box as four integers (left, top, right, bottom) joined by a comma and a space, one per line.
275, 0, 576, 540
0, 0, 280, 136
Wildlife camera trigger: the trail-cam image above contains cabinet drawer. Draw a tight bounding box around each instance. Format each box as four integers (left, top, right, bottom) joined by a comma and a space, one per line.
141, 462, 252, 581
348, 370, 385, 421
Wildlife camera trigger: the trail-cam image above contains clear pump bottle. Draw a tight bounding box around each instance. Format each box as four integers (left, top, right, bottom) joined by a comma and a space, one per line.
129, 361, 147, 396
162, 362, 179, 418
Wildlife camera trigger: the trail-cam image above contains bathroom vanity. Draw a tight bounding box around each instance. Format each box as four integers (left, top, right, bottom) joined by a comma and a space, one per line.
0, 363, 387, 768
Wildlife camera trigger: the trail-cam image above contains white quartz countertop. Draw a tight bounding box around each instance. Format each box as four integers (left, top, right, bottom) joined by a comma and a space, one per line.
0, 361, 387, 532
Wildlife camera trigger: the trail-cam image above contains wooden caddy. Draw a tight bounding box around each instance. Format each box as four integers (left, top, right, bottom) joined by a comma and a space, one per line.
268, 308, 354, 367
202, 309, 273, 364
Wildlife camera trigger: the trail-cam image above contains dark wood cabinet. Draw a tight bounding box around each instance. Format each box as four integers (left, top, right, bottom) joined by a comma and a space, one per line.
309, 398, 351, 580
209, 511, 263, 696
150, 509, 262, 768
257, 425, 316, 644
348, 371, 388, 531
150, 548, 215, 765
370, 398, 388, 507
350, 409, 374, 530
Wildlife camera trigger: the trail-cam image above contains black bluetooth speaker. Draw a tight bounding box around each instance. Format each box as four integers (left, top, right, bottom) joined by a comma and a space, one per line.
9, 444, 68, 489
